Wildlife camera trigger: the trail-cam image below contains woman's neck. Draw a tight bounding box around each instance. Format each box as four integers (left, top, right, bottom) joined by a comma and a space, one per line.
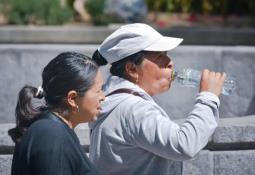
52, 111, 75, 129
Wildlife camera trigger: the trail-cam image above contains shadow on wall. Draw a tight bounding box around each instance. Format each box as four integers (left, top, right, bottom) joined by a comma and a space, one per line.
247, 93, 255, 115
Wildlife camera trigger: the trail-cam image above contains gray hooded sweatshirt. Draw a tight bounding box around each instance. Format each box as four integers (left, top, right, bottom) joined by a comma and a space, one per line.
89, 75, 219, 175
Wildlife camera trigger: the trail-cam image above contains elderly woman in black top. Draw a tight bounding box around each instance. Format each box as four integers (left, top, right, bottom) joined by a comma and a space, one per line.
9, 52, 105, 175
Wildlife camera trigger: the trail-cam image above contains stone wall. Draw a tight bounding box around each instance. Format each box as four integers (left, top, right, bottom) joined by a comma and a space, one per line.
1, 116, 255, 175
0, 44, 255, 174
1, 24, 255, 174
0, 45, 254, 123
1, 26, 255, 45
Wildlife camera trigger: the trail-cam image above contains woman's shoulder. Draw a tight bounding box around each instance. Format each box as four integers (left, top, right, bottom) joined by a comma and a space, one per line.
16, 113, 75, 154
120, 94, 157, 111
27, 112, 71, 139
119, 94, 168, 122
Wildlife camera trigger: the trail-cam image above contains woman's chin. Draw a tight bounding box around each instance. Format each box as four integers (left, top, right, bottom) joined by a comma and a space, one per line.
90, 115, 98, 122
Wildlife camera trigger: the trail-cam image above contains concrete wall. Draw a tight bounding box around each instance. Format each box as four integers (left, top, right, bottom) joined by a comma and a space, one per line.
0, 45, 254, 123
1, 26, 254, 174
1, 115, 255, 175
1, 26, 255, 45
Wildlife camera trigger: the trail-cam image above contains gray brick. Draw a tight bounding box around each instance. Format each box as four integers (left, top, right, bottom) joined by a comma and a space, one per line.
219, 48, 255, 117
0, 26, 114, 44
0, 155, 12, 175
0, 123, 90, 148
74, 123, 90, 146
182, 150, 213, 175
0, 124, 15, 148
214, 150, 255, 175
212, 116, 255, 144
1, 26, 255, 45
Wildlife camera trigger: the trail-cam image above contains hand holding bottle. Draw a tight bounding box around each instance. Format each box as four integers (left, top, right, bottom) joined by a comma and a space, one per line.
173, 68, 236, 96
199, 69, 226, 96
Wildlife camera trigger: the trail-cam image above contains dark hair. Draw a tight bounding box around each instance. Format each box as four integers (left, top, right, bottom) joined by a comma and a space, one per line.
92, 50, 108, 66
92, 49, 145, 78
8, 52, 98, 144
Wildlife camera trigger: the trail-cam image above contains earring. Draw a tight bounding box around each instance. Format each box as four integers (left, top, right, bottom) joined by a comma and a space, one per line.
76, 106, 79, 113
136, 75, 139, 84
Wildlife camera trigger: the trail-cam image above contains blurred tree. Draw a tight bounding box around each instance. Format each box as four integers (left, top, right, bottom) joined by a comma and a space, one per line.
146, 0, 255, 16
0, 0, 9, 14
86, 0, 123, 25
85, 0, 106, 25
5, 0, 74, 25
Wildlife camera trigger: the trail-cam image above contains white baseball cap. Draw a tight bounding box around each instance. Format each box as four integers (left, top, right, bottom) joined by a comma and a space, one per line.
98, 23, 183, 64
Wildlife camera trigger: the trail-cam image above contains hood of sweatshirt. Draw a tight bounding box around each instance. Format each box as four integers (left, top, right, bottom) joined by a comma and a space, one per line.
89, 75, 155, 130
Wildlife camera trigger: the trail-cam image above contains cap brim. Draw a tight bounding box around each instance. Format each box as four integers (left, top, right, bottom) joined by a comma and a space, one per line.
143, 36, 183, 52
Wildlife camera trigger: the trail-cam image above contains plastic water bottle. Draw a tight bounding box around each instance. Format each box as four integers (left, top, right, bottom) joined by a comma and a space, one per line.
172, 68, 236, 96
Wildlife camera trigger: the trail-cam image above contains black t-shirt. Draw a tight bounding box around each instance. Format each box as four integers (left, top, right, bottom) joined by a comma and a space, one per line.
11, 112, 99, 175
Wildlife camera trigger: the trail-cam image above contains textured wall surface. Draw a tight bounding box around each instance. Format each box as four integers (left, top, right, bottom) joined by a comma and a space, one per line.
1, 26, 255, 45
1, 116, 255, 175
1, 26, 254, 175
0, 45, 254, 123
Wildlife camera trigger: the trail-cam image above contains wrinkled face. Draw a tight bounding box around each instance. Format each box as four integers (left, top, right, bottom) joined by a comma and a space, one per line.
137, 51, 174, 96
76, 71, 105, 122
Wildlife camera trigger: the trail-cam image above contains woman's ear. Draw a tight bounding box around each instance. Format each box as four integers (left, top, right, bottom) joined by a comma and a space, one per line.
67, 90, 78, 108
125, 62, 139, 82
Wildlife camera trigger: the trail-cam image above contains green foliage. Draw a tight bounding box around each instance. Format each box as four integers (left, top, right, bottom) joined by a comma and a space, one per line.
6, 0, 74, 25
85, 0, 123, 25
86, 0, 106, 25
0, 0, 9, 13
146, 0, 255, 16
146, 0, 191, 13
86, 0, 105, 17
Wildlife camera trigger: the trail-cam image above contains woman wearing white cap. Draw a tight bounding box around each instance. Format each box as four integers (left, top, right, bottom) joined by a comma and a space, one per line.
89, 23, 226, 175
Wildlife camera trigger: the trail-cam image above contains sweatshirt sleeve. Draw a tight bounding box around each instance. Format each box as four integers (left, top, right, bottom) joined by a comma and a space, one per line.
126, 91, 219, 161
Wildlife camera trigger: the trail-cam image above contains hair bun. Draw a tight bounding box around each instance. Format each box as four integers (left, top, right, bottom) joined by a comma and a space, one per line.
92, 50, 108, 66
